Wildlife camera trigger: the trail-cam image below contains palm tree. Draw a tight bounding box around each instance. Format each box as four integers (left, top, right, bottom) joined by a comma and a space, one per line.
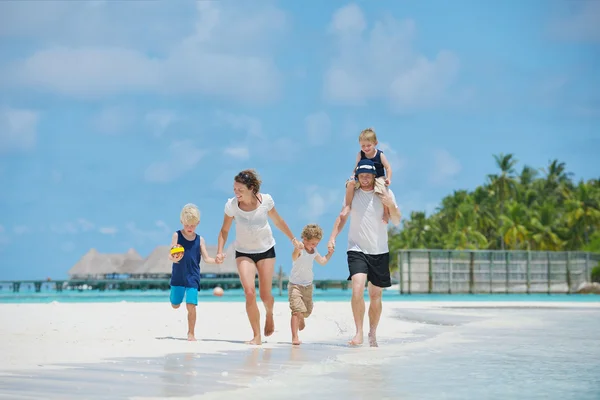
487, 153, 518, 249
389, 154, 599, 255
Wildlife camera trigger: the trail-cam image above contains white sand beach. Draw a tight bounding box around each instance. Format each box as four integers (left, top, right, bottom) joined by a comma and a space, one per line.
1, 299, 599, 400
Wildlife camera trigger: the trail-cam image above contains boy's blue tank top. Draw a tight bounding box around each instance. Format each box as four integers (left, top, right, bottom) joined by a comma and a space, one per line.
170, 231, 201, 289
360, 149, 386, 178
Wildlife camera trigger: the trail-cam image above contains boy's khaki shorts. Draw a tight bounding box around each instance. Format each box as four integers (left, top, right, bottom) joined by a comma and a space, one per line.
347, 176, 387, 195
288, 283, 313, 318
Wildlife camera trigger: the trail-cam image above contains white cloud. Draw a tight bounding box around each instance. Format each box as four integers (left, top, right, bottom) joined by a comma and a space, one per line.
224, 146, 250, 160
215, 111, 298, 163
0, 2, 286, 103
305, 112, 332, 145
144, 140, 205, 183
145, 110, 177, 137
300, 186, 341, 222
13, 225, 30, 235
125, 220, 171, 246
215, 111, 263, 138
323, 4, 460, 112
51, 218, 95, 234
378, 142, 406, 184
429, 149, 462, 185
548, 1, 600, 43
213, 168, 241, 195
91, 106, 136, 135
0, 106, 39, 153
99, 227, 118, 235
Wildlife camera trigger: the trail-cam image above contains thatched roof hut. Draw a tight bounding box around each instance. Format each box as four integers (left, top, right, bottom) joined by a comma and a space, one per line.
68, 243, 239, 280
132, 244, 238, 277
68, 248, 142, 279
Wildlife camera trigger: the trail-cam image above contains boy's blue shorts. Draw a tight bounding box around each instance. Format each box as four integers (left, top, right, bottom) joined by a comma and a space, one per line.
170, 286, 198, 306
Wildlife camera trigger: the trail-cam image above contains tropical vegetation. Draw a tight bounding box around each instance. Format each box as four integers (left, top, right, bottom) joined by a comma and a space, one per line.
389, 154, 600, 254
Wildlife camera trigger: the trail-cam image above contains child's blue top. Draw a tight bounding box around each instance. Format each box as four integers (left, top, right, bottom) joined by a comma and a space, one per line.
360, 149, 385, 178
170, 230, 201, 289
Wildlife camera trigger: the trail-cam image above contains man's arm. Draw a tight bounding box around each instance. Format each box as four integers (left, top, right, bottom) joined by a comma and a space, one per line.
328, 208, 349, 251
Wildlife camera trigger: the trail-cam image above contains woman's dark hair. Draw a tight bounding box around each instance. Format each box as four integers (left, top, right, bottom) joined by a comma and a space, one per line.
234, 169, 262, 195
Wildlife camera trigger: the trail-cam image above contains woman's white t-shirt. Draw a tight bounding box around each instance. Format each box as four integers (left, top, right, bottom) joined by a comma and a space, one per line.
224, 193, 276, 254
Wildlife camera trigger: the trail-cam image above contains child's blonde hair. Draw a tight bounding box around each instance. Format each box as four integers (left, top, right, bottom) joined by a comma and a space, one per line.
359, 128, 378, 144
180, 203, 200, 225
301, 224, 323, 241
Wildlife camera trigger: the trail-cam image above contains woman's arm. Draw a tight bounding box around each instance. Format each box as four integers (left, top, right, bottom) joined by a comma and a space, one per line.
216, 214, 234, 263
268, 207, 303, 249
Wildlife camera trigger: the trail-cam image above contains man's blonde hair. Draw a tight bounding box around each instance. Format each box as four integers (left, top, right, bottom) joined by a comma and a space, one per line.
301, 224, 323, 241
359, 128, 378, 144
180, 203, 200, 225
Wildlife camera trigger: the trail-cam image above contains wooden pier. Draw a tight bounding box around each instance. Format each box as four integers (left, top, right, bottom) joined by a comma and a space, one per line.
0, 277, 351, 295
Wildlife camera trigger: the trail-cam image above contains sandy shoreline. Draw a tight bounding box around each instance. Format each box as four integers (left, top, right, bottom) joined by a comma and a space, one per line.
1, 300, 599, 399
1, 299, 598, 373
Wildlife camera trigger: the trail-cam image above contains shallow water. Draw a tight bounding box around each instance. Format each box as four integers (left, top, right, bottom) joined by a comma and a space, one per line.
0, 307, 598, 400
1, 287, 599, 304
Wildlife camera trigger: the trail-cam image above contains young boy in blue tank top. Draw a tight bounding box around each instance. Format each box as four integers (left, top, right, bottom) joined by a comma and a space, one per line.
341, 128, 393, 223
288, 224, 334, 345
168, 203, 217, 341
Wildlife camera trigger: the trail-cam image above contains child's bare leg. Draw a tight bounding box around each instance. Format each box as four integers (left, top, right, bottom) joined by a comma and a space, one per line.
186, 303, 197, 341
382, 204, 390, 224
291, 312, 302, 345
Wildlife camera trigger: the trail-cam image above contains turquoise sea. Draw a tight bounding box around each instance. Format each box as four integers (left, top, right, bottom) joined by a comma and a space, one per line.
1, 287, 599, 399
1, 287, 600, 303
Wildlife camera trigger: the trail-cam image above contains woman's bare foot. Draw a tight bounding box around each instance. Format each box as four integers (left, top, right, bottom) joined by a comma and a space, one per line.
187, 333, 197, 342
299, 316, 306, 331
245, 336, 262, 345
368, 332, 378, 347
264, 312, 275, 337
348, 333, 363, 346
292, 337, 302, 345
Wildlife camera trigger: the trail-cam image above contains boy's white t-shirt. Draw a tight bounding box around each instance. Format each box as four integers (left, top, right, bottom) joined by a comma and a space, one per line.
345, 187, 397, 255
225, 193, 276, 254
289, 250, 318, 286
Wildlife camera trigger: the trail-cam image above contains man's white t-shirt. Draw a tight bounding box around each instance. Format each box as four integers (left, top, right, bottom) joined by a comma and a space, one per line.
344, 188, 397, 255
224, 194, 276, 254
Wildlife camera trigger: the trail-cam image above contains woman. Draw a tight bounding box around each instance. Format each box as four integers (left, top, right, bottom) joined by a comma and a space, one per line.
216, 169, 303, 345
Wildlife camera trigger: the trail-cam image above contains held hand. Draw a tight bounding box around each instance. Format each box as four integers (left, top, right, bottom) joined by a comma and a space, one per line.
215, 253, 226, 264
327, 239, 335, 252
292, 238, 304, 250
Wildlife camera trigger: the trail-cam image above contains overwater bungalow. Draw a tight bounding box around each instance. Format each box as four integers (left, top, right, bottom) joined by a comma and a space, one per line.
67, 245, 239, 281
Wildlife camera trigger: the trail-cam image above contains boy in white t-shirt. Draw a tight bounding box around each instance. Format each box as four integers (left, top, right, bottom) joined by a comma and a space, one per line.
288, 224, 334, 345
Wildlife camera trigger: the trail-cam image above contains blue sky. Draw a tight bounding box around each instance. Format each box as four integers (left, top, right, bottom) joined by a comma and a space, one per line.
0, 0, 598, 281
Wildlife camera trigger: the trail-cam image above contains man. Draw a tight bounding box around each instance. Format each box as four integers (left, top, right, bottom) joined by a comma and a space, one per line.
328, 158, 401, 347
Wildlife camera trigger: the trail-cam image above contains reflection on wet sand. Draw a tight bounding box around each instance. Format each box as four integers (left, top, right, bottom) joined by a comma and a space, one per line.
0, 343, 346, 399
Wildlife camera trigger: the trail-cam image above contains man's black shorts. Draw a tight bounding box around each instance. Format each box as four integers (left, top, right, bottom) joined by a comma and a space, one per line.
347, 250, 391, 288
